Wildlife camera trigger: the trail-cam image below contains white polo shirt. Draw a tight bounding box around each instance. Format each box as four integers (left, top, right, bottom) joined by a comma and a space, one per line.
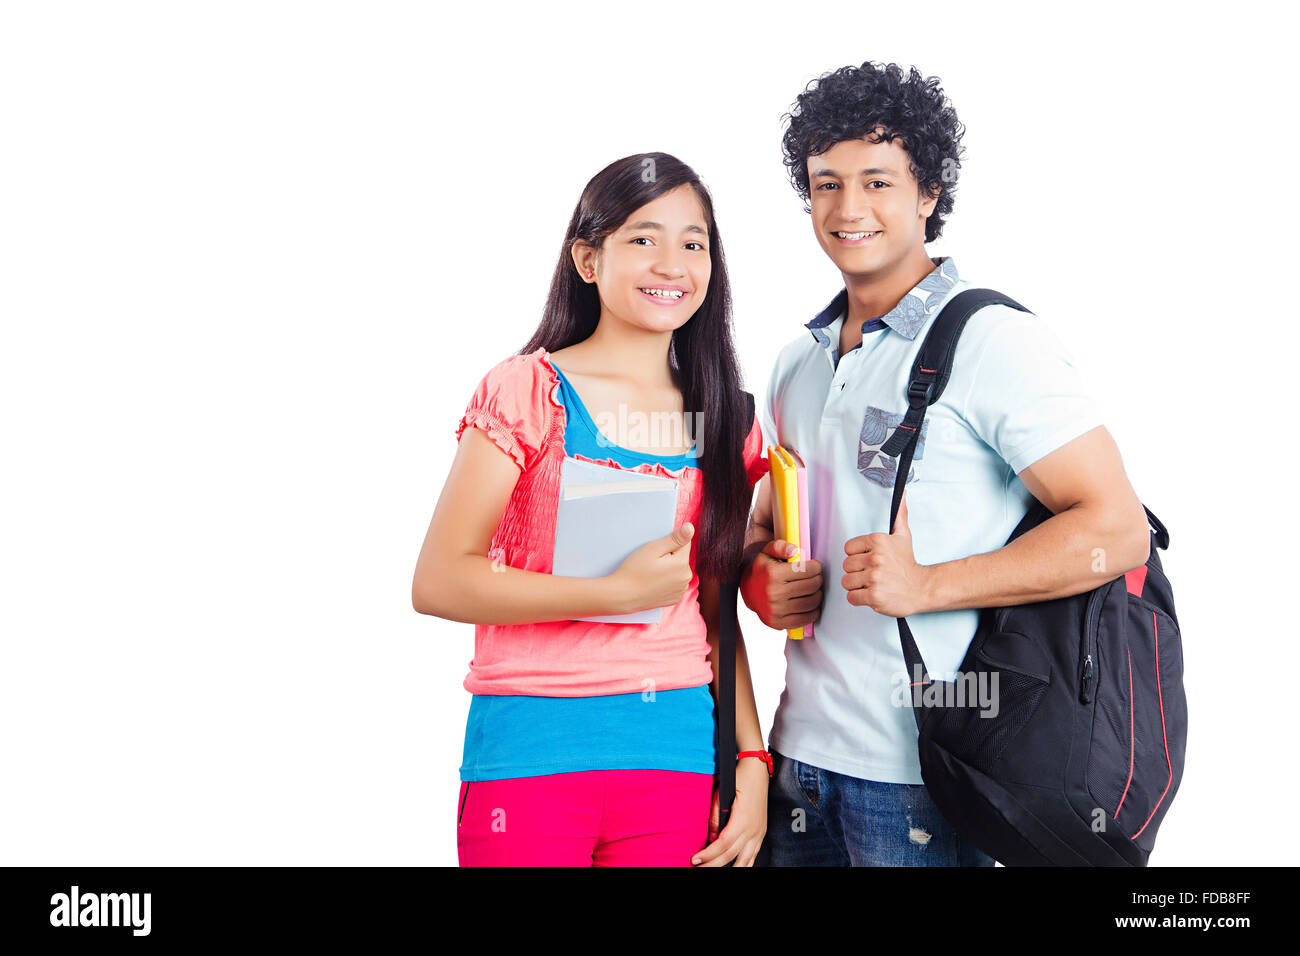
758, 256, 1104, 784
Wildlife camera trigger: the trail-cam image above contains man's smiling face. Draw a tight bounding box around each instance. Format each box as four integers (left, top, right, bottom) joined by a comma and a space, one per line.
807, 132, 939, 280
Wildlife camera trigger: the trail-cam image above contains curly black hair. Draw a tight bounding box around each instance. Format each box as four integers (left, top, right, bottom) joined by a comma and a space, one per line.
781, 62, 965, 243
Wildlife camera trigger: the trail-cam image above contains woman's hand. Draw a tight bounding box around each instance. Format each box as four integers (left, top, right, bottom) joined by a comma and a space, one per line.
604, 522, 695, 613
692, 758, 769, 867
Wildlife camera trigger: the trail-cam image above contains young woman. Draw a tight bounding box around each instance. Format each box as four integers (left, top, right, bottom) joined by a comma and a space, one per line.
411, 153, 771, 867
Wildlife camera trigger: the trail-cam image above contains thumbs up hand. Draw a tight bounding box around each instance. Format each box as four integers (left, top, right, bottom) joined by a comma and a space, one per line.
841, 493, 932, 617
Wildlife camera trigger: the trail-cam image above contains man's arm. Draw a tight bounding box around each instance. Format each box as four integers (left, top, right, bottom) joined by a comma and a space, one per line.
740, 472, 776, 572
842, 425, 1150, 617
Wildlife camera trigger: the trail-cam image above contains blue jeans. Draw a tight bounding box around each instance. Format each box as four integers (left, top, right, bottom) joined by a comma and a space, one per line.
757, 750, 995, 867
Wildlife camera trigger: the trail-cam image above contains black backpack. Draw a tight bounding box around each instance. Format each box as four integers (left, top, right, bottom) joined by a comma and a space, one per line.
879, 288, 1187, 866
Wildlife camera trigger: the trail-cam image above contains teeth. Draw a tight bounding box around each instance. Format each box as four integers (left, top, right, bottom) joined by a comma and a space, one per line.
641, 288, 684, 299
837, 231, 879, 240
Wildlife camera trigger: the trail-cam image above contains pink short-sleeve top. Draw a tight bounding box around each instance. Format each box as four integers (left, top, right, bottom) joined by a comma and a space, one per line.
453, 347, 770, 697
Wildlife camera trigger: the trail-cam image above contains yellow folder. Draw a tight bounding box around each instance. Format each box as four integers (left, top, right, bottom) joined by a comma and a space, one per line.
767, 444, 813, 640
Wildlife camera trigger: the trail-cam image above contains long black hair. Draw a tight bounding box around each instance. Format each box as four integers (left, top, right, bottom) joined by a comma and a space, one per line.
520, 152, 751, 586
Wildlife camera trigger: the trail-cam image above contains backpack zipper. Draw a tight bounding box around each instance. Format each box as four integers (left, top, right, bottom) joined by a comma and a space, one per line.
1079, 584, 1108, 704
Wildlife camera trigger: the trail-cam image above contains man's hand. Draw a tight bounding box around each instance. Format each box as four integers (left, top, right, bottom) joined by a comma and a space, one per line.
740, 538, 823, 631
842, 493, 933, 617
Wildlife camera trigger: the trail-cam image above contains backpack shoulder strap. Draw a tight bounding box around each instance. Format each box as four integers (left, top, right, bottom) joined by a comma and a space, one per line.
878, 288, 1031, 724
879, 288, 1031, 533
1144, 506, 1170, 550
717, 389, 755, 832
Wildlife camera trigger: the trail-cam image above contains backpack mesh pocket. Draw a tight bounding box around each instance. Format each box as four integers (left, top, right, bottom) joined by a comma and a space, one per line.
929, 666, 1048, 777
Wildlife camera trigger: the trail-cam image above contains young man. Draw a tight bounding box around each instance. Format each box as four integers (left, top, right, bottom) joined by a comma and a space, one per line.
744, 61, 1151, 866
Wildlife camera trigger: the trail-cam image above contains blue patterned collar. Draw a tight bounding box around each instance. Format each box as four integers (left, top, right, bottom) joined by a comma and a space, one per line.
805, 256, 960, 342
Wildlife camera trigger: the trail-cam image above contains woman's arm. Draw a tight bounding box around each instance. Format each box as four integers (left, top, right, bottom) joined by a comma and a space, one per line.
412, 427, 624, 623
693, 574, 768, 867
412, 426, 694, 626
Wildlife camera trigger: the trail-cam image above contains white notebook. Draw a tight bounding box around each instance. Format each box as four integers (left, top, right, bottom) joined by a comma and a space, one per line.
552, 456, 681, 624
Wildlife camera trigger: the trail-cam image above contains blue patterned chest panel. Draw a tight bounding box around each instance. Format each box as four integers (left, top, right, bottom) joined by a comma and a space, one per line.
858, 405, 928, 487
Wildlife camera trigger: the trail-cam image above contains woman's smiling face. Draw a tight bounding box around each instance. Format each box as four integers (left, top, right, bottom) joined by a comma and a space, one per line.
573, 184, 712, 333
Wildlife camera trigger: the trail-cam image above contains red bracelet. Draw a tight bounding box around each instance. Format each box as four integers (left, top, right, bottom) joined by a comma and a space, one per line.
737, 749, 773, 776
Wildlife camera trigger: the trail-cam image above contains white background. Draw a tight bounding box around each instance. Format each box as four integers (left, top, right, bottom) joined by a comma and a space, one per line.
3, 0, 1295, 866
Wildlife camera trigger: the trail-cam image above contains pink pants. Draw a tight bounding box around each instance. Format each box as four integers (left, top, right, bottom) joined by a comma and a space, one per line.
457, 769, 715, 866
